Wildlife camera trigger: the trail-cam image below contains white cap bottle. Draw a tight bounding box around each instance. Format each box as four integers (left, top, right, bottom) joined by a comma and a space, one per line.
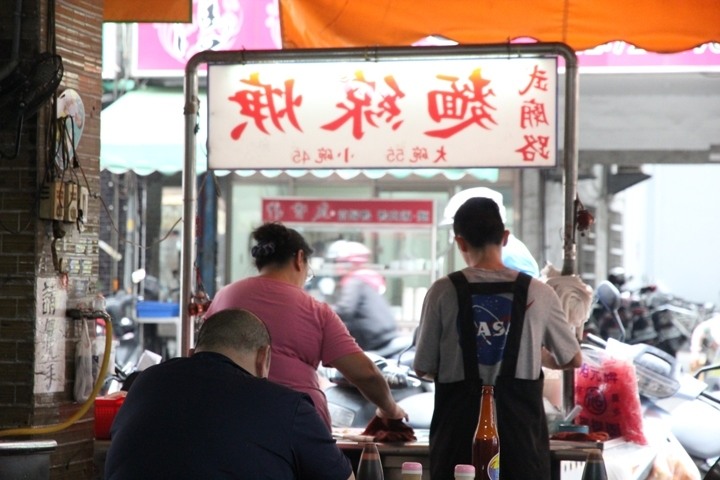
401, 461, 422, 480
454, 464, 476, 479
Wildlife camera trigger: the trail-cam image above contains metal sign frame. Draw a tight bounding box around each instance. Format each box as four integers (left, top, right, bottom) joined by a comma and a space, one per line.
181, 44, 580, 360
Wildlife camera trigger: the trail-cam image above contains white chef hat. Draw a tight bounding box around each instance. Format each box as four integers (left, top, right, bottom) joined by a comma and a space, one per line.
441, 187, 507, 225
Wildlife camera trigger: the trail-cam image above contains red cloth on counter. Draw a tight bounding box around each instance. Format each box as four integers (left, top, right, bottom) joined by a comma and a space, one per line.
361, 416, 416, 443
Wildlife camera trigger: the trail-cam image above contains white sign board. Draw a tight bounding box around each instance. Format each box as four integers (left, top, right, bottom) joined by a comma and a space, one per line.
34, 276, 67, 394
208, 57, 557, 170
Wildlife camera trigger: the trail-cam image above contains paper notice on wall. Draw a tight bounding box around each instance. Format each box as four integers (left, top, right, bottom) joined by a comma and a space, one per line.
34, 276, 68, 394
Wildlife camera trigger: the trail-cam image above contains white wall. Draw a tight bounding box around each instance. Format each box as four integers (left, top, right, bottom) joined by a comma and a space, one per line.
623, 164, 720, 305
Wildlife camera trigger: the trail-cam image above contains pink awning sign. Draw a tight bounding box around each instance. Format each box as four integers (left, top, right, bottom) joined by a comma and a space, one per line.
262, 198, 435, 226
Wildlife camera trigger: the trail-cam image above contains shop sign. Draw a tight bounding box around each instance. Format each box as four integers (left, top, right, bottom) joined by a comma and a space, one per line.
209, 57, 557, 170
129, 0, 279, 77
262, 198, 434, 226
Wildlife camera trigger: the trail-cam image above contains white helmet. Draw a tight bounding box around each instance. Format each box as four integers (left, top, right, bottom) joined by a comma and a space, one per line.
441, 187, 507, 226
325, 240, 371, 264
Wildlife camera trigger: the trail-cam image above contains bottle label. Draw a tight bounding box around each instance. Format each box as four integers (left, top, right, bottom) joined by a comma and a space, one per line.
486, 453, 500, 480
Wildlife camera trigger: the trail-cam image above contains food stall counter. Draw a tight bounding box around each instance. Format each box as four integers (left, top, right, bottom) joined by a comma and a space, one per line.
332, 428, 610, 480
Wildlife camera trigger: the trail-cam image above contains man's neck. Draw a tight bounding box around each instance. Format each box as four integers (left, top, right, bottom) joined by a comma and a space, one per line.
465, 246, 505, 271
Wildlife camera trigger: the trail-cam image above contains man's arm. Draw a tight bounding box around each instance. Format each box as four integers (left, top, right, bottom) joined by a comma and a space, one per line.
332, 352, 407, 420
542, 347, 582, 369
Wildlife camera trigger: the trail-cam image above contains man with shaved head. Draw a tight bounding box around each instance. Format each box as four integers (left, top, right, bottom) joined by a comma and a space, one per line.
106, 309, 354, 480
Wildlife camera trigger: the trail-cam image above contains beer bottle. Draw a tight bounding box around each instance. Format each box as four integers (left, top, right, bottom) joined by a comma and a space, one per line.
472, 385, 500, 480
356, 442, 384, 480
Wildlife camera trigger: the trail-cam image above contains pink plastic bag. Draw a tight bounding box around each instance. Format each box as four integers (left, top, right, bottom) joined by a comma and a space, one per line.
574, 351, 647, 445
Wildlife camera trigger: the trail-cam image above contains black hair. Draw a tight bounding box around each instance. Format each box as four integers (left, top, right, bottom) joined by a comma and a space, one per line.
250, 222, 314, 271
452, 197, 505, 249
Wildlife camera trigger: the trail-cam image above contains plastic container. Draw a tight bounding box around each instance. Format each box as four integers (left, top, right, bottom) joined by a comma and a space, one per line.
0, 440, 57, 480
94, 392, 126, 439
454, 464, 475, 479
558, 423, 590, 434
136, 301, 180, 318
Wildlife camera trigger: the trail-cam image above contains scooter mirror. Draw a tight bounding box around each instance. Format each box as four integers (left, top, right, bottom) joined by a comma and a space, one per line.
596, 280, 621, 311
131, 268, 146, 284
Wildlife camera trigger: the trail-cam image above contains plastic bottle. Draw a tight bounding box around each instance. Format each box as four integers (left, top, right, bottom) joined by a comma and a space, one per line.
401, 461, 422, 480
454, 464, 475, 479
356, 442, 384, 480
472, 385, 500, 480
580, 449, 608, 480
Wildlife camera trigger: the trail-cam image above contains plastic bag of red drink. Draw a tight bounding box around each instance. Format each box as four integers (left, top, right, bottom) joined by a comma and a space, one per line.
574, 349, 647, 445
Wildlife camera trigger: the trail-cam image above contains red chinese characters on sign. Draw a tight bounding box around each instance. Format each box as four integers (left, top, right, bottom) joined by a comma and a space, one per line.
321, 72, 406, 140
228, 72, 303, 140
262, 198, 434, 226
209, 57, 557, 170
425, 68, 497, 138
515, 64, 551, 162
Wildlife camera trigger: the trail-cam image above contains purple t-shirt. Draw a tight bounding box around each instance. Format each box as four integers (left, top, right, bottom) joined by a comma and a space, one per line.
205, 276, 362, 427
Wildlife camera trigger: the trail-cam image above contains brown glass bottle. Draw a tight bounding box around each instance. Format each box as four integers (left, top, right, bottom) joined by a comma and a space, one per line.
580, 449, 608, 480
472, 385, 500, 480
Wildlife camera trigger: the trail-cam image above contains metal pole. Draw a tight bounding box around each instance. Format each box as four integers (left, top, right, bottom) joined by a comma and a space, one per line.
561, 54, 580, 276
560, 51, 581, 416
180, 55, 202, 357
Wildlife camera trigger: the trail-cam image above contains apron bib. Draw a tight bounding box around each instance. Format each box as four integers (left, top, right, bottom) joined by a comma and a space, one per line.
429, 272, 549, 480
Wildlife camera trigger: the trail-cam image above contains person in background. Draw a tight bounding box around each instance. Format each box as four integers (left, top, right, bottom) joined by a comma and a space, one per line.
414, 197, 582, 480
204, 222, 407, 430
105, 309, 354, 480
690, 313, 720, 390
441, 186, 540, 277
326, 240, 399, 352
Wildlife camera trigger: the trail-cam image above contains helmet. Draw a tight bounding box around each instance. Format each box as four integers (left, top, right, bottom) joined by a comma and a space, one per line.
324, 240, 371, 264
607, 267, 626, 288
441, 187, 507, 226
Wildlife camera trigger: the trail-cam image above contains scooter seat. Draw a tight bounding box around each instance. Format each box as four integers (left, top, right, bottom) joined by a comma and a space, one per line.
397, 391, 434, 429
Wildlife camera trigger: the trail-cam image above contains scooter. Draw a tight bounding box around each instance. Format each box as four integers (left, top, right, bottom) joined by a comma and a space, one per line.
589, 280, 720, 479
323, 346, 434, 429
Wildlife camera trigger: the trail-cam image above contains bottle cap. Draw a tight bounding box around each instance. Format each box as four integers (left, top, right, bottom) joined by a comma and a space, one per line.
402, 461, 422, 473
454, 464, 475, 477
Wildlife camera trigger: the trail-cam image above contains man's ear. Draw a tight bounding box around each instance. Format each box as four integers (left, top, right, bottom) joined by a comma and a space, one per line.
455, 235, 469, 253
255, 345, 271, 378
502, 229, 510, 246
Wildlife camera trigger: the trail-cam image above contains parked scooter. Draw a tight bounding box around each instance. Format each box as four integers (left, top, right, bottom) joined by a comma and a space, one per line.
105, 289, 142, 368
588, 280, 720, 478
323, 346, 433, 429
584, 272, 658, 346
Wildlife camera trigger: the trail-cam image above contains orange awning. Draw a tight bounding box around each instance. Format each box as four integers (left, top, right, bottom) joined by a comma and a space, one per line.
278, 0, 720, 53
104, 0, 192, 23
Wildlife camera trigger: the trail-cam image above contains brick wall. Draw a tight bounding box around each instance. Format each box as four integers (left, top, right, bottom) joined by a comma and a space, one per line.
0, 0, 103, 478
